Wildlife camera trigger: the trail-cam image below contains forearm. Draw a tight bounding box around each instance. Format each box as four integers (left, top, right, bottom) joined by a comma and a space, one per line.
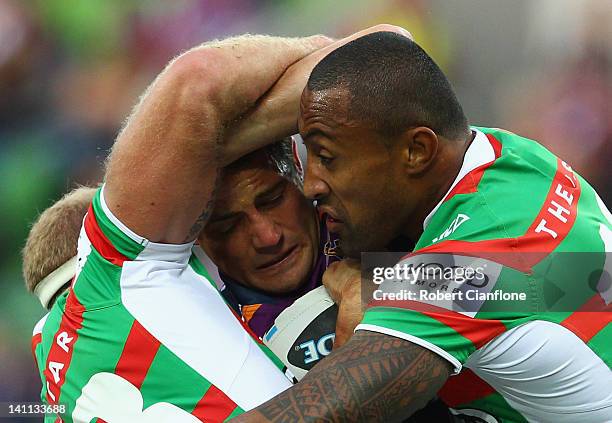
188, 35, 331, 127
221, 39, 332, 164
223, 24, 413, 164
104, 34, 329, 243
233, 331, 450, 422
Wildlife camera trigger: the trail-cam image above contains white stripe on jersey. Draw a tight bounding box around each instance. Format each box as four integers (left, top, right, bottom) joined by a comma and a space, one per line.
120, 259, 292, 410
98, 185, 292, 410
466, 320, 612, 422
100, 187, 195, 264
356, 323, 462, 374
33, 313, 50, 336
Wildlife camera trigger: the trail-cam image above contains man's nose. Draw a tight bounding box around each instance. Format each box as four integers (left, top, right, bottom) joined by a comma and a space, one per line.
303, 162, 329, 201
250, 213, 282, 250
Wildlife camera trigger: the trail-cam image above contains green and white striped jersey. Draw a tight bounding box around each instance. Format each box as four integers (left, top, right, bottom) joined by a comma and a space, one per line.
358, 128, 612, 422
32, 187, 292, 422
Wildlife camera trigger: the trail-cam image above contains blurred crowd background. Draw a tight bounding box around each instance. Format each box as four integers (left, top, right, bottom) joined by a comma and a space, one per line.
1, 0, 610, 413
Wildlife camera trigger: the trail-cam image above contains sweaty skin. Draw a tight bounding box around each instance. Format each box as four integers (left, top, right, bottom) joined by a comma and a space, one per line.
299, 88, 406, 258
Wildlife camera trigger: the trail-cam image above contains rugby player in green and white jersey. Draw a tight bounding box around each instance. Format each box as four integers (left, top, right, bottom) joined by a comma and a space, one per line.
28, 33, 336, 422
29, 26, 414, 423
235, 33, 612, 422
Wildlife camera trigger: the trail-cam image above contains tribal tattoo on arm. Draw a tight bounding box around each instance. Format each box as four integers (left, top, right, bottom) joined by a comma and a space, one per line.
233, 330, 451, 422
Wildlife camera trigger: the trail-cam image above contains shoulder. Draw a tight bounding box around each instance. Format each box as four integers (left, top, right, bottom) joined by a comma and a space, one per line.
419, 127, 585, 250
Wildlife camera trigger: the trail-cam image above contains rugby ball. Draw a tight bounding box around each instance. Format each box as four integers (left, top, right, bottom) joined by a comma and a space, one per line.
263, 286, 338, 381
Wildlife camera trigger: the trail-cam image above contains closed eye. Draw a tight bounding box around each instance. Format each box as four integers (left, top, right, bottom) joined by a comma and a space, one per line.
318, 154, 334, 166
210, 219, 238, 235
259, 191, 285, 209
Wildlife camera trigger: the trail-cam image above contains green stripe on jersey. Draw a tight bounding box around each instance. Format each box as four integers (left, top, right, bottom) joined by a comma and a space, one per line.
588, 324, 612, 368
454, 392, 528, 423
225, 407, 245, 421
139, 345, 211, 414
34, 341, 46, 400
72, 248, 122, 309
189, 253, 218, 291
59, 304, 135, 421
92, 188, 145, 260
362, 306, 477, 364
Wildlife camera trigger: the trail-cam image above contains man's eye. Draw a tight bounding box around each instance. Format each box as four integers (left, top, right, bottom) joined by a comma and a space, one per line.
262, 193, 284, 208
318, 154, 334, 166
212, 220, 237, 234
217, 225, 235, 234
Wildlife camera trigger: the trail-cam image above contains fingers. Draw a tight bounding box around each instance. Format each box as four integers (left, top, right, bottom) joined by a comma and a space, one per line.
323, 259, 362, 305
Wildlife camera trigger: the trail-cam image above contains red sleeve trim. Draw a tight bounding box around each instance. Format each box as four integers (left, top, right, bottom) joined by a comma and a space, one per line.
84, 205, 128, 266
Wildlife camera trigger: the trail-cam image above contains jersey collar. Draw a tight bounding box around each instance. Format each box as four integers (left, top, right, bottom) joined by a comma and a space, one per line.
423, 129, 496, 230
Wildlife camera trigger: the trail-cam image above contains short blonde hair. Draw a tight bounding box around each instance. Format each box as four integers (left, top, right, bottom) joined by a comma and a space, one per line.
22, 186, 97, 298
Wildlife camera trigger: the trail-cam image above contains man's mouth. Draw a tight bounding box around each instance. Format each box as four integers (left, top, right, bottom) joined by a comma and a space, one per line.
256, 245, 299, 270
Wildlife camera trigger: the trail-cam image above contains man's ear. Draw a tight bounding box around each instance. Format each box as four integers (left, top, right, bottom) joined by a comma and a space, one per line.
397, 127, 439, 175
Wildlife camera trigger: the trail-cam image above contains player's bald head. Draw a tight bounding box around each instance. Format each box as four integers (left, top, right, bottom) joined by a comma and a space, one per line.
306, 31, 469, 141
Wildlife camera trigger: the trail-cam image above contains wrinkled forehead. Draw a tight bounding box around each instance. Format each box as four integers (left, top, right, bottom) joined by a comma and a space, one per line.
228, 140, 301, 184
218, 153, 280, 201
214, 142, 303, 208
225, 148, 272, 175
216, 167, 280, 207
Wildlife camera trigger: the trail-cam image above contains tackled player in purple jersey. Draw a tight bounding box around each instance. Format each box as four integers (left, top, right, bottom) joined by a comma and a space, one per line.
197, 140, 340, 339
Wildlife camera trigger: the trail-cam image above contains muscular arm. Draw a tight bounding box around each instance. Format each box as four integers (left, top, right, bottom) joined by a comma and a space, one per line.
223, 24, 413, 167
104, 35, 331, 244
103, 25, 411, 245
233, 331, 451, 422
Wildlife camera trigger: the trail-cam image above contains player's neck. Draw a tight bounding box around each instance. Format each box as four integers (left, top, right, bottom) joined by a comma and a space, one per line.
402, 131, 475, 242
